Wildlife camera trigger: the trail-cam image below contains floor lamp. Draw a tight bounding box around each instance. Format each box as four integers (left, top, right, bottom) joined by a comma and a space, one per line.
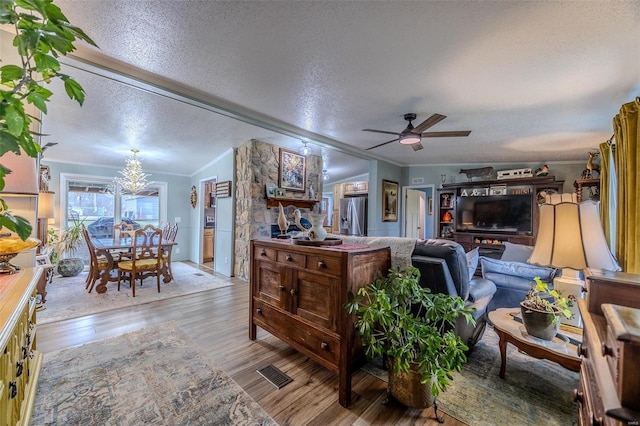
528, 193, 621, 327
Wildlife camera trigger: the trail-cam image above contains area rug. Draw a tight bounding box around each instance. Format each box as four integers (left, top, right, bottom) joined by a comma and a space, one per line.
38, 262, 234, 324
32, 322, 277, 425
362, 326, 579, 426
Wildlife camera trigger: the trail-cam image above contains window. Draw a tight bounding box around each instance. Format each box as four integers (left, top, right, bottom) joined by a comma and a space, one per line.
60, 173, 167, 262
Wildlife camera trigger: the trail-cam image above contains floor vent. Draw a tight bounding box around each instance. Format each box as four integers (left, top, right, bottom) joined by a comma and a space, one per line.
256, 364, 293, 389
194, 272, 205, 276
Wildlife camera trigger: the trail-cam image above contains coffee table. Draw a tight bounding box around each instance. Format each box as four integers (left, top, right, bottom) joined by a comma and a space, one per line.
488, 308, 582, 378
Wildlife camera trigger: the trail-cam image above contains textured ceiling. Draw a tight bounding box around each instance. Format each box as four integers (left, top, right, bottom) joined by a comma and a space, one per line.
29, 1, 640, 181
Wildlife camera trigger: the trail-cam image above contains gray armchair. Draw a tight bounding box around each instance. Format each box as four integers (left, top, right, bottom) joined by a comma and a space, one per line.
411, 239, 497, 348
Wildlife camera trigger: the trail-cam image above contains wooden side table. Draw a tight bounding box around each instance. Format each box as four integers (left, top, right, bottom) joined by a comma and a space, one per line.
489, 308, 582, 378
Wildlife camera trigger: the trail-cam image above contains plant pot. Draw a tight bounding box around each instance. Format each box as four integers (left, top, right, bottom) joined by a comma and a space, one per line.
57, 258, 84, 277
387, 359, 435, 409
520, 302, 560, 341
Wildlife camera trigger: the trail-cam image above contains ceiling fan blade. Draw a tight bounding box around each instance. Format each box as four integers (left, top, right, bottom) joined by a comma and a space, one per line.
422, 130, 472, 138
412, 114, 447, 133
366, 138, 399, 150
411, 142, 423, 151
362, 129, 402, 136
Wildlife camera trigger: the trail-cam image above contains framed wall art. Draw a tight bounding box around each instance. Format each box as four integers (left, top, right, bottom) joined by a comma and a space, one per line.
382, 179, 399, 222
275, 187, 286, 197
279, 148, 306, 192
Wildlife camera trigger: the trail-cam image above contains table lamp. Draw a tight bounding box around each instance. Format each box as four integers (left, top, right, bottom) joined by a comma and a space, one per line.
528, 193, 621, 327
37, 190, 55, 247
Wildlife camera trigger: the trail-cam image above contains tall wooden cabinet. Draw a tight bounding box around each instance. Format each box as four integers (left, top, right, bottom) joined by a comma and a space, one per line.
1, 268, 43, 425
249, 239, 390, 407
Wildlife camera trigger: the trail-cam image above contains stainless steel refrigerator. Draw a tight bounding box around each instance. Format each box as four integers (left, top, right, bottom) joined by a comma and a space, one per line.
339, 196, 367, 236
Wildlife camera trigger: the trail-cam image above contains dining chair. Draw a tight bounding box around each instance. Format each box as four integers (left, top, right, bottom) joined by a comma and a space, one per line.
117, 225, 163, 297
161, 222, 178, 279
82, 225, 120, 293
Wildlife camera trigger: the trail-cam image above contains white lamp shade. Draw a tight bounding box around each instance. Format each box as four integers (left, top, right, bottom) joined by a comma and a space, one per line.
1, 150, 38, 194
38, 191, 55, 218
529, 194, 621, 271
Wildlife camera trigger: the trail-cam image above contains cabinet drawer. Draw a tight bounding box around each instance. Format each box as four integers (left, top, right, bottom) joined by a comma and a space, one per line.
254, 246, 276, 262
253, 299, 340, 368
276, 250, 305, 268
306, 255, 342, 276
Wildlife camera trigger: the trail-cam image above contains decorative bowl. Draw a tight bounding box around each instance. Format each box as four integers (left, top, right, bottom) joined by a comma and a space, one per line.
0, 237, 40, 274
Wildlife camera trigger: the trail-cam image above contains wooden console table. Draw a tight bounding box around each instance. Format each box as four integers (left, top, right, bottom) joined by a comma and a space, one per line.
249, 239, 390, 407
489, 308, 581, 379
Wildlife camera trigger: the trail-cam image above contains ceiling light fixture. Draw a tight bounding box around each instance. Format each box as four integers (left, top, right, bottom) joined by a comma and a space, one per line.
399, 133, 421, 145
114, 149, 151, 194
322, 169, 329, 181
299, 141, 311, 156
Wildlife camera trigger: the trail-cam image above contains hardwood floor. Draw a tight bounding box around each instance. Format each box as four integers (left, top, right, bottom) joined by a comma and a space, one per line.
37, 266, 465, 425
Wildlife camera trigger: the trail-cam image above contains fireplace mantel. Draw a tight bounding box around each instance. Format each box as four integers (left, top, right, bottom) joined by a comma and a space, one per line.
266, 197, 316, 210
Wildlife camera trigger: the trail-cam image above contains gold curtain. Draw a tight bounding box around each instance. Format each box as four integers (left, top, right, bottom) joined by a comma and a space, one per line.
598, 141, 612, 243
612, 98, 639, 273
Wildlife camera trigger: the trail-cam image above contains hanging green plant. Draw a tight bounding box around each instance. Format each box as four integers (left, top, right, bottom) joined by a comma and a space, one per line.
0, 0, 97, 239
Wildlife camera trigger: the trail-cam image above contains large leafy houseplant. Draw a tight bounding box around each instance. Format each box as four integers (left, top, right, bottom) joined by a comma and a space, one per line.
345, 266, 475, 403
55, 214, 84, 276
0, 0, 96, 240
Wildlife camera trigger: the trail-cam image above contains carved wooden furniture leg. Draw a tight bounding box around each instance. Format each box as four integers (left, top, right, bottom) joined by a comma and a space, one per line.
497, 328, 508, 379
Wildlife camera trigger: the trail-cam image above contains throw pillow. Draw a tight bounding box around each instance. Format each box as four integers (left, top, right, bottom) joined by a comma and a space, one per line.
501, 242, 534, 263
466, 248, 479, 281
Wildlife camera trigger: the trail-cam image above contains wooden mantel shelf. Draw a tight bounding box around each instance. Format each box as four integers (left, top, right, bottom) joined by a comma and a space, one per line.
266, 197, 316, 209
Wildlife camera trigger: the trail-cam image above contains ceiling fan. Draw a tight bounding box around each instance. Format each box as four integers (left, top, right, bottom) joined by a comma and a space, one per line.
363, 113, 471, 151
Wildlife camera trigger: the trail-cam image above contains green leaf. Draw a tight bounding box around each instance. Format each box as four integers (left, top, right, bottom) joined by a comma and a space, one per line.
0, 64, 23, 83
63, 77, 85, 105
0, 211, 32, 240
4, 105, 25, 136
34, 52, 60, 73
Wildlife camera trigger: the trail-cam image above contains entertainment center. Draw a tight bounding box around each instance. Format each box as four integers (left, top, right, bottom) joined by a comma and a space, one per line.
436, 176, 564, 259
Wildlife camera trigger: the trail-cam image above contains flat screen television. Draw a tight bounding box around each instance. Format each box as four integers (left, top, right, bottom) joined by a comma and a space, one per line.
455, 194, 533, 234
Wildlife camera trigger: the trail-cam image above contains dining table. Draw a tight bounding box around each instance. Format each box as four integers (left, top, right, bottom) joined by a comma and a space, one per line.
90, 236, 177, 294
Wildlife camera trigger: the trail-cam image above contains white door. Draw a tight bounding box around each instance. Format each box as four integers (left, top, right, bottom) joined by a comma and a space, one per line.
406, 189, 424, 238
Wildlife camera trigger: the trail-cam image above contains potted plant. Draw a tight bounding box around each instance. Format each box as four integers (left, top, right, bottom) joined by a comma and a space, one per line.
56, 215, 85, 277
0, 0, 96, 241
520, 277, 573, 341
345, 266, 475, 420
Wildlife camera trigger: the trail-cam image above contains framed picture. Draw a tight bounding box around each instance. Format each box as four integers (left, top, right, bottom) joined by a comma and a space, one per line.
279, 148, 306, 192
275, 187, 286, 197
265, 182, 277, 198
428, 196, 433, 216
382, 179, 399, 222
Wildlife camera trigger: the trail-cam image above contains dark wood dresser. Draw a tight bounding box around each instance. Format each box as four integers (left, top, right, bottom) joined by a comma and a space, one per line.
249, 239, 390, 407
575, 270, 640, 425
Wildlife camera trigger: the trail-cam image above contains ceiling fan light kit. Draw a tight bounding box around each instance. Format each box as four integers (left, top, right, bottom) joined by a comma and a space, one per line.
364, 112, 471, 151
299, 141, 311, 156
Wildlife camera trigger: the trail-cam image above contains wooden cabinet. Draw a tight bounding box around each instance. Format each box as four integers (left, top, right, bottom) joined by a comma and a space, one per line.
343, 181, 368, 196
1, 268, 43, 426
436, 176, 564, 254
203, 228, 214, 261
575, 271, 640, 425
331, 184, 345, 233
249, 239, 390, 407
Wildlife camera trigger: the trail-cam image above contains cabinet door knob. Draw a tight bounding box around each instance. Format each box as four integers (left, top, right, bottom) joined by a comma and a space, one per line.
256, 308, 262, 314
9, 381, 17, 399
577, 344, 588, 358
279, 285, 285, 291
318, 260, 326, 269
601, 343, 613, 358
290, 288, 297, 296
321, 342, 329, 350
260, 250, 267, 256
286, 255, 293, 261
572, 388, 584, 403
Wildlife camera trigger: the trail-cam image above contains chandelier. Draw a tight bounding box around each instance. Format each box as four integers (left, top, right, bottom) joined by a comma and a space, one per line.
114, 149, 151, 194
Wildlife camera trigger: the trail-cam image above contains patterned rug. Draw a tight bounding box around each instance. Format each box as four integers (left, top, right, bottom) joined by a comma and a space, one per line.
362, 325, 579, 426
32, 322, 277, 425
38, 262, 234, 324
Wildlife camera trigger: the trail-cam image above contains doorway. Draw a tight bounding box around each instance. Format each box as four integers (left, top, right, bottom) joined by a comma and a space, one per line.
402, 184, 436, 239
200, 177, 217, 268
